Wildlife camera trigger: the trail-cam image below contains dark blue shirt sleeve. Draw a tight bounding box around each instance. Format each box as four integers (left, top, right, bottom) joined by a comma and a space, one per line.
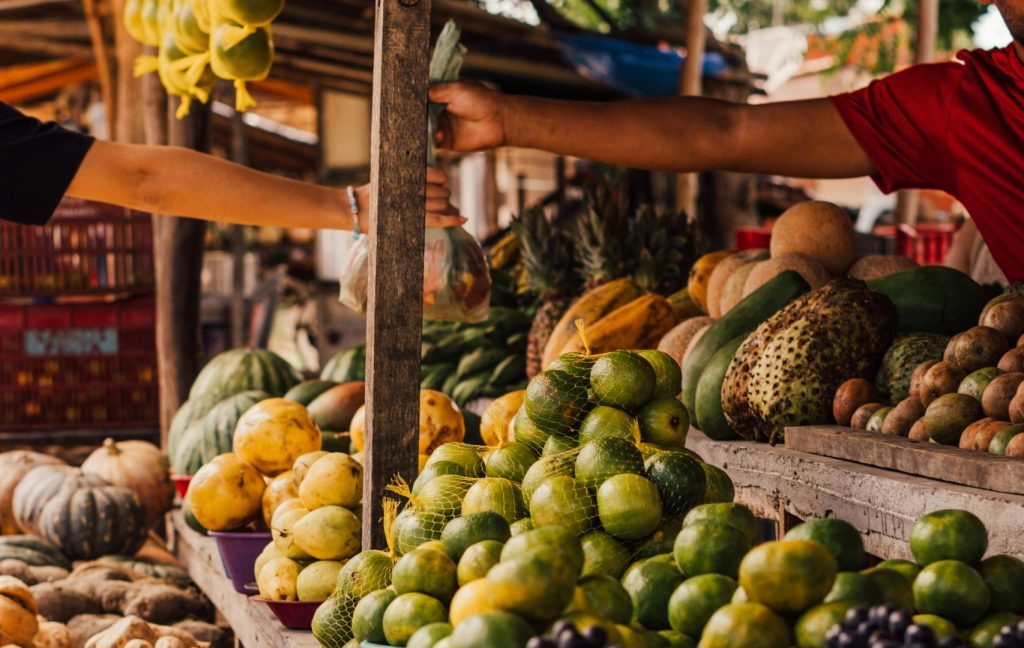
0, 100, 95, 226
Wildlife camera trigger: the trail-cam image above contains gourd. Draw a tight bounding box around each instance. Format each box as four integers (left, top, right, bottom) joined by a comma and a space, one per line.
0, 575, 38, 647
81, 439, 175, 528
37, 484, 147, 561
0, 451, 64, 535
12, 467, 106, 537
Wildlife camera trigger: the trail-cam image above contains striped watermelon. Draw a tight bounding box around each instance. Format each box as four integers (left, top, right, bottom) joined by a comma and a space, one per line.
321, 345, 366, 383
171, 390, 270, 476
167, 399, 195, 469
188, 349, 302, 421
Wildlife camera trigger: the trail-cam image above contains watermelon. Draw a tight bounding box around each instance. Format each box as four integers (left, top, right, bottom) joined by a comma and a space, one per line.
188, 349, 301, 421
171, 390, 270, 476
321, 346, 366, 383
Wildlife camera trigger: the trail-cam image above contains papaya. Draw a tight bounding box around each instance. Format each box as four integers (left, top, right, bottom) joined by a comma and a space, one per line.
681, 271, 810, 415
868, 266, 988, 335
694, 336, 745, 439
667, 288, 705, 321
543, 279, 643, 370
559, 295, 677, 357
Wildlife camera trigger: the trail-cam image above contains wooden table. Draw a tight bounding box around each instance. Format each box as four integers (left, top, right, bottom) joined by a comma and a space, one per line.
686, 428, 1024, 561
167, 512, 319, 648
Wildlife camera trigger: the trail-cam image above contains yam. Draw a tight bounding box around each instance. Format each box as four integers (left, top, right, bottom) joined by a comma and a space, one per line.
0, 562, 66, 587
66, 615, 118, 648
120, 586, 210, 625
30, 583, 102, 624
33, 620, 72, 648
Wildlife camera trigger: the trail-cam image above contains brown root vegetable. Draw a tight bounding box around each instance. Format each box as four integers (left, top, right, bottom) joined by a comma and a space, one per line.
851, 403, 885, 430
881, 398, 925, 437
971, 420, 1011, 452
0, 562, 67, 587
30, 583, 103, 624
944, 334, 961, 364
120, 586, 210, 625
908, 419, 929, 442
120, 641, 152, 648
0, 576, 38, 648
998, 348, 1024, 373
833, 379, 878, 426
980, 299, 1024, 343
83, 617, 157, 648
169, 623, 228, 648
66, 615, 119, 648
951, 326, 1010, 373
33, 620, 73, 648
960, 417, 994, 449
982, 373, 1024, 419
919, 362, 966, 408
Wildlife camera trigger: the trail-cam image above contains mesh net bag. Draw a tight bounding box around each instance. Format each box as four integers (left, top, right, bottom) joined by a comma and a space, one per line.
312, 500, 400, 647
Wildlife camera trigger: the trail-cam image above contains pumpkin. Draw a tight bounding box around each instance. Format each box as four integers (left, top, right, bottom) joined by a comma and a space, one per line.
171, 391, 269, 477
37, 484, 147, 560
185, 454, 265, 531
0, 452, 64, 535
0, 575, 37, 647
81, 439, 174, 528
232, 398, 321, 476
187, 349, 301, 423
261, 471, 298, 528
0, 537, 70, 570
12, 466, 106, 537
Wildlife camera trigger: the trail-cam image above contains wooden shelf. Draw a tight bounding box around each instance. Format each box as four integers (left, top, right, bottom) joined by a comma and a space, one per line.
685, 428, 1024, 561
167, 512, 320, 648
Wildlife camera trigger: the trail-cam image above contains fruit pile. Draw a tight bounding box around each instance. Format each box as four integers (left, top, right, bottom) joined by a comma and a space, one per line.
825, 605, 968, 648
835, 286, 1024, 457
527, 619, 615, 648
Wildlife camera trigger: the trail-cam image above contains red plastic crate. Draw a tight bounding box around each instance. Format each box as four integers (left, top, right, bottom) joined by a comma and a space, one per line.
896, 223, 959, 265
0, 296, 158, 430
734, 226, 771, 251
0, 197, 154, 298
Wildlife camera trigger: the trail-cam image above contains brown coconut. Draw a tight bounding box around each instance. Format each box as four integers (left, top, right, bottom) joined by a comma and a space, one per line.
657, 316, 714, 366
1007, 433, 1024, 457
1010, 382, 1024, 424
706, 250, 769, 318
981, 372, 1024, 419
851, 403, 885, 430
833, 378, 878, 426
997, 348, 1024, 373
770, 201, 858, 275
918, 361, 966, 408
959, 417, 994, 449
908, 419, 929, 442
847, 255, 918, 281
743, 253, 831, 298
909, 361, 938, 406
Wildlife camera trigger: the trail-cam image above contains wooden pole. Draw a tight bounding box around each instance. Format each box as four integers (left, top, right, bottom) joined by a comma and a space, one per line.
363, 0, 430, 549
895, 0, 937, 225
230, 106, 249, 348
677, 0, 708, 220
82, 0, 115, 138
111, 0, 144, 144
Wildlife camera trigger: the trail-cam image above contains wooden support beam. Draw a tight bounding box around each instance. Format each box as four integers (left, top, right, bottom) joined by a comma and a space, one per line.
677, 0, 708, 220
83, 0, 115, 139
111, 0, 145, 144
0, 60, 96, 104
896, 0, 937, 225
362, 0, 431, 550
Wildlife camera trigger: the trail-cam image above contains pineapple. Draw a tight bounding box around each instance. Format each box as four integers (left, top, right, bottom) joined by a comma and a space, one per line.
512, 206, 578, 378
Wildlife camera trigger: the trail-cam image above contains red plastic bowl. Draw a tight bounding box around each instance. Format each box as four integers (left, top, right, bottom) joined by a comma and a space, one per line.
171, 475, 192, 499
253, 598, 323, 630
209, 531, 272, 594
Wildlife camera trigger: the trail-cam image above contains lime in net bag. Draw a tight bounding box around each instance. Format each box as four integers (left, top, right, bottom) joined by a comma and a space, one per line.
338, 21, 491, 323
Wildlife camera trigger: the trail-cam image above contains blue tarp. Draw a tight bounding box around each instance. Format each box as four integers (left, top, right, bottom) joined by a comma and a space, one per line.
556, 33, 728, 98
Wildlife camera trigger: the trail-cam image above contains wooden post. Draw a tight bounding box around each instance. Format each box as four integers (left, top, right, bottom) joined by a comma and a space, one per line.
230, 107, 249, 348
362, 0, 431, 549
895, 0, 937, 225
151, 95, 211, 445
677, 0, 708, 220
83, 0, 115, 138
111, 0, 144, 144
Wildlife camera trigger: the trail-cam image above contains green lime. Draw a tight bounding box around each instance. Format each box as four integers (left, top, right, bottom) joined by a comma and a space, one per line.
968, 613, 1024, 648
462, 477, 527, 524
638, 397, 690, 448
701, 463, 735, 503
913, 559, 990, 627
446, 611, 534, 648
862, 567, 915, 611
530, 475, 596, 536
638, 350, 683, 399
441, 512, 510, 560
577, 574, 633, 625
979, 555, 1024, 614
684, 503, 759, 546
425, 444, 485, 477
874, 559, 921, 584
525, 370, 587, 437
596, 473, 663, 541
794, 602, 855, 648
382, 592, 449, 646
622, 559, 685, 630
911, 614, 959, 640
784, 518, 865, 571
700, 602, 791, 648
667, 573, 737, 638
512, 405, 549, 453
580, 530, 631, 579
351, 588, 397, 643
485, 442, 538, 483
543, 433, 577, 456
392, 548, 457, 602
413, 460, 469, 497
910, 509, 988, 566
579, 406, 638, 444
739, 540, 838, 614
823, 572, 884, 606
408, 622, 453, 648
575, 437, 645, 488
674, 521, 749, 579
510, 518, 533, 536
591, 351, 657, 411
457, 540, 503, 586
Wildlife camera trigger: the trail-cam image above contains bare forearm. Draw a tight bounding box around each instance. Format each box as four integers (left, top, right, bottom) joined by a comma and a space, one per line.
502, 95, 874, 178
68, 142, 353, 229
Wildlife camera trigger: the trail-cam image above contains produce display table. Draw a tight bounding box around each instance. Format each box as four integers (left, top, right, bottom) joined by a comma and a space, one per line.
166, 512, 320, 648
686, 428, 1024, 561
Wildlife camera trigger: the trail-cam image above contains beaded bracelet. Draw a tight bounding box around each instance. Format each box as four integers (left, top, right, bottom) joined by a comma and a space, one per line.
346, 186, 361, 239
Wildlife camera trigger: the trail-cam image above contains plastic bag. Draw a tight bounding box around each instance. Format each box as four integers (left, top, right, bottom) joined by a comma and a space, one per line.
338, 229, 492, 324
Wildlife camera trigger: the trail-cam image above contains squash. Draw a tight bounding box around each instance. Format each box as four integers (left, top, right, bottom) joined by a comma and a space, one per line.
0, 575, 36, 647
541, 279, 643, 370
12, 467, 106, 537
81, 439, 174, 528
95, 556, 190, 585
185, 454, 265, 531
232, 399, 321, 476
170, 391, 269, 477
687, 251, 733, 314
0, 452, 64, 535
0, 537, 69, 570
261, 472, 299, 528
37, 484, 147, 561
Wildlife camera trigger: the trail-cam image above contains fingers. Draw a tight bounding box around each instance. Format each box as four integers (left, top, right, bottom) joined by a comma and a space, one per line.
426, 166, 448, 184
428, 82, 461, 103
426, 197, 452, 212
426, 213, 468, 228
425, 184, 450, 201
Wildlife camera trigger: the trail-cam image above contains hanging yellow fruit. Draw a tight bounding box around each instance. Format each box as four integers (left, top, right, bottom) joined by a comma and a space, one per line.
124, 0, 147, 43
210, 22, 274, 111
217, 0, 284, 27
172, 0, 209, 54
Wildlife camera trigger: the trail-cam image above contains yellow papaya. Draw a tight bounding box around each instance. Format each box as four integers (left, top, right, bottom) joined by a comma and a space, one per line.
559, 294, 678, 357
542, 278, 643, 369
687, 251, 733, 314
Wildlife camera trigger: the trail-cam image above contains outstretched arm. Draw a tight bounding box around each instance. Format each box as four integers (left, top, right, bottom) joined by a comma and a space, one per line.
66, 140, 464, 229
431, 82, 875, 179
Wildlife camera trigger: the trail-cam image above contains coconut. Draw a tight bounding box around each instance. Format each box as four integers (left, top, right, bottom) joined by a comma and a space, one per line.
743, 254, 831, 298
770, 201, 858, 275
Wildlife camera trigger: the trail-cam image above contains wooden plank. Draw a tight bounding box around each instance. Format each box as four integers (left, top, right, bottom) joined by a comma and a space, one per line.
785, 426, 1024, 496
362, 0, 431, 550
687, 428, 1024, 561
167, 513, 320, 648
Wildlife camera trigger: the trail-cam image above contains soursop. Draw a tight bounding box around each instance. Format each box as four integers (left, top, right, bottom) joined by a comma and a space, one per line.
874, 333, 949, 403
721, 279, 897, 443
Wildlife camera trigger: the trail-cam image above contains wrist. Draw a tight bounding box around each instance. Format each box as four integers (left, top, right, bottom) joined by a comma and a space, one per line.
501, 94, 520, 148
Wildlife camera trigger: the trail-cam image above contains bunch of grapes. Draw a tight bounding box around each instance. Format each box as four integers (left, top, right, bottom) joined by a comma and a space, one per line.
826, 606, 967, 648
526, 620, 620, 648
993, 620, 1024, 648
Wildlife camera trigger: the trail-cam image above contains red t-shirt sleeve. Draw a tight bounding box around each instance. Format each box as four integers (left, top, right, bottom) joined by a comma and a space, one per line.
831, 62, 963, 194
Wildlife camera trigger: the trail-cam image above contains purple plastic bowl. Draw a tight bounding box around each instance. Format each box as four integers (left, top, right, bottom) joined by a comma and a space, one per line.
209, 531, 272, 594
253, 598, 322, 630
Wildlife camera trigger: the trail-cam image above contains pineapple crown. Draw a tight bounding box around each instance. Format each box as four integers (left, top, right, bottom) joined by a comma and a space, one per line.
511, 205, 579, 301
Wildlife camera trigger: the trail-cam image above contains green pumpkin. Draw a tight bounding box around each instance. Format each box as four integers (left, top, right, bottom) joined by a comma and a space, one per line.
210, 23, 274, 81
38, 484, 148, 561
188, 349, 301, 421
0, 536, 71, 570
218, 0, 284, 26
98, 555, 192, 585
321, 346, 366, 383
12, 466, 107, 537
